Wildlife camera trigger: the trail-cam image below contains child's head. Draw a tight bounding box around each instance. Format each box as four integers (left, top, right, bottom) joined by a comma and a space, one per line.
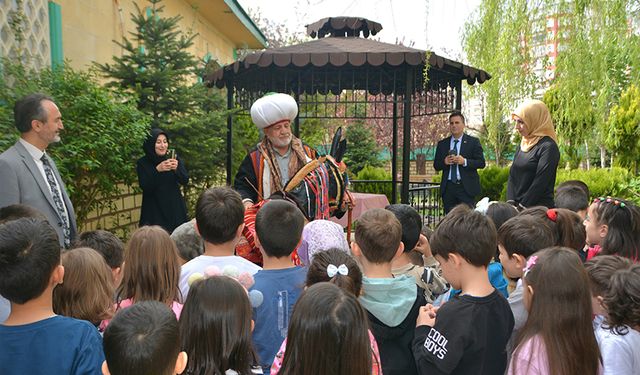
585, 255, 632, 318
53, 247, 115, 324
520, 206, 586, 252
485, 202, 519, 230
255, 200, 305, 258
584, 197, 640, 260
497, 215, 555, 279
116, 226, 181, 306
179, 276, 256, 375
170, 220, 204, 265
555, 185, 589, 220
430, 206, 496, 285
298, 219, 349, 265
0, 203, 46, 224
353, 208, 403, 264
73, 230, 125, 285
279, 282, 372, 375
306, 248, 363, 296
556, 180, 590, 199
102, 300, 187, 375
385, 204, 422, 252
0, 218, 62, 304
195, 187, 245, 245
603, 264, 640, 335
515, 247, 600, 375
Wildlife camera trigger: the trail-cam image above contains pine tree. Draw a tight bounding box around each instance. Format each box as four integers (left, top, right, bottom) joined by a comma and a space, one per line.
97, 0, 199, 128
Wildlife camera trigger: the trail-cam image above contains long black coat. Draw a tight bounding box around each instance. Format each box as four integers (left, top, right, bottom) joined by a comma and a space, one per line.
137, 129, 189, 233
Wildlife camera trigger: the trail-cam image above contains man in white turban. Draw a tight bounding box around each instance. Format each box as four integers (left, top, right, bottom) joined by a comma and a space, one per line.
234, 93, 317, 207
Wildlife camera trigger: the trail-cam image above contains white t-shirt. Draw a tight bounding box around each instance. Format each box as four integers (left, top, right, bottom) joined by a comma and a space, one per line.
594, 315, 640, 375
179, 255, 261, 301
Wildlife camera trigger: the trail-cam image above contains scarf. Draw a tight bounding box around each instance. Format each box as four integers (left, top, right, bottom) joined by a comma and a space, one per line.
512, 99, 558, 152
257, 135, 310, 196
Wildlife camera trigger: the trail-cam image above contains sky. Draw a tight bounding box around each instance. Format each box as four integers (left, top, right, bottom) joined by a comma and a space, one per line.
237, 0, 482, 61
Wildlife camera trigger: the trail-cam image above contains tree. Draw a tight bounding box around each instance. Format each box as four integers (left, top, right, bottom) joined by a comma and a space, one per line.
605, 84, 640, 173
463, 0, 543, 166
343, 120, 383, 175
98, 0, 228, 209
0, 61, 150, 228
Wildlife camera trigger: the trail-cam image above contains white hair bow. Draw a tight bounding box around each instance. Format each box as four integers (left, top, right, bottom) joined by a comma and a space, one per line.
327, 264, 349, 277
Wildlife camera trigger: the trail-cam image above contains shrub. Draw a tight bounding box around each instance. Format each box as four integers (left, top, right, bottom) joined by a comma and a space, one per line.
477, 165, 510, 200
351, 165, 394, 201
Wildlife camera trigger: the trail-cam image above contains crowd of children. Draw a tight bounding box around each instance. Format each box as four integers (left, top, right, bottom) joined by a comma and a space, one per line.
1, 181, 640, 375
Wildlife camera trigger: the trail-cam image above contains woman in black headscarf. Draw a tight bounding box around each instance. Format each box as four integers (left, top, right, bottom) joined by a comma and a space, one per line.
137, 128, 189, 233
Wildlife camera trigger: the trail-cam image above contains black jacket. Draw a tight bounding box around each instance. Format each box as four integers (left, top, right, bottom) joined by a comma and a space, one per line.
433, 134, 485, 197
137, 129, 189, 233
367, 289, 426, 375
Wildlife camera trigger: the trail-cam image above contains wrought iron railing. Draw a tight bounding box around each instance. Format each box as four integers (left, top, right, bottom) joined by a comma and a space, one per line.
349, 180, 443, 228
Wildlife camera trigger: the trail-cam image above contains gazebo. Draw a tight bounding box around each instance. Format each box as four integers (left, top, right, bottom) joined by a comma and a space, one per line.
206, 17, 490, 204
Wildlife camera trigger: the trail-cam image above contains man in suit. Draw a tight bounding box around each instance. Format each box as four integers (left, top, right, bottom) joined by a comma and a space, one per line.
0, 93, 77, 248
434, 112, 486, 214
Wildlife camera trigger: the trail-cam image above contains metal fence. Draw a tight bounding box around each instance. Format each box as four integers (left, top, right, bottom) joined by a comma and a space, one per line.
349, 180, 443, 228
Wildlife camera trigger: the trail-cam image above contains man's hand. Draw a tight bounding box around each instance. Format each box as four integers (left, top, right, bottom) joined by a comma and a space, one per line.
243, 200, 254, 209
444, 155, 454, 165
452, 155, 465, 165
416, 304, 438, 327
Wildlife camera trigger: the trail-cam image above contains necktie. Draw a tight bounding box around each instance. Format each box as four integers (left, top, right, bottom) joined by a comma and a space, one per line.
41, 154, 71, 247
453, 139, 460, 183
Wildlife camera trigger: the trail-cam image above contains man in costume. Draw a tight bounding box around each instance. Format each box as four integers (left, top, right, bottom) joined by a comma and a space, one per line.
234, 93, 317, 208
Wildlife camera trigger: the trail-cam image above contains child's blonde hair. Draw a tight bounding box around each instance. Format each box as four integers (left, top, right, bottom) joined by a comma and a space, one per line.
116, 226, 181, 306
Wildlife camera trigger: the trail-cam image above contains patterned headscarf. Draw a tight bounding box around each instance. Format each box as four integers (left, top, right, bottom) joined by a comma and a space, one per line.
512, 99, 558, 152
297, 220, 349, 266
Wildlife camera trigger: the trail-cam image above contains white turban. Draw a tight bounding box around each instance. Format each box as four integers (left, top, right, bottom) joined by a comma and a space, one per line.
250, 93, 298, 129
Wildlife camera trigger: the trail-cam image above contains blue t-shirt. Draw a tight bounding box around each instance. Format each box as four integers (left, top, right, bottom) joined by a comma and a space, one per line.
250, 266, 307, 371
0, 315, 104, 375
448, 261, 509, 299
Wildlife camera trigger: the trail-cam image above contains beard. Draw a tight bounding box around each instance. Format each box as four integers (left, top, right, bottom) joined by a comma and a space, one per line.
268, 133, 292, 148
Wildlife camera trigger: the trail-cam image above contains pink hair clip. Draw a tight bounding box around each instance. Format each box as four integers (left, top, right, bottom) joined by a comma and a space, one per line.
523, 255, 538, 277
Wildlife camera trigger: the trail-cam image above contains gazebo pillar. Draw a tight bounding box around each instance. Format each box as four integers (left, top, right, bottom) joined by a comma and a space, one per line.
391, 92, 398, 204
401, 69, 413, 204
226, 84, 234, 185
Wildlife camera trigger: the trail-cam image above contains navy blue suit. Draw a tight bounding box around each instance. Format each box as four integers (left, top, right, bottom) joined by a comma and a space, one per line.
434, 134, 485, 213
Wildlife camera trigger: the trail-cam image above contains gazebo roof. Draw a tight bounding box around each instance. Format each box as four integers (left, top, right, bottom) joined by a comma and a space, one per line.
206, 17, 491, 94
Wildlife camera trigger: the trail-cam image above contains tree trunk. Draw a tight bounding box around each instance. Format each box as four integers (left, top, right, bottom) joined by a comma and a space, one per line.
416, 154, 426, 175
600, 146, 606, 168
584, 140, 590, 170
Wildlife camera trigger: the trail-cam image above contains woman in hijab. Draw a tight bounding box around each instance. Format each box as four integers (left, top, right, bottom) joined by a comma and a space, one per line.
137, 128, 189, 233
506, 99, 560, 209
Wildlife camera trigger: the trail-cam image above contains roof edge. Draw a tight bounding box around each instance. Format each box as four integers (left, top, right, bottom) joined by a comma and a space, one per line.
224, 0, 268, 48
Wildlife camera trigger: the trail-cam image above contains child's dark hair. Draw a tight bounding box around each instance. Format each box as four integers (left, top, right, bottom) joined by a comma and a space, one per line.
420, 224, 434, 241
116, 226, 182, 306
589, 197, 640, 260
73, 230, 124, 269
279, 282, 372, 375
498, 215, 555, 257
306, 248, 363, 296
0, 218, 60, 304
0, 203, 46, 224
555, 185, 589, 213
519, 206, 586, 252
556, 180, 590, 200
195, 187, 245, 244
354, 208, 402, 263
385, 204, 422, 252
485, 202, 518, 230
584, 255, 632, 297
103, 301, 181, 375
255, 200, 305, 257
602, 264, 640, 336
430, 205, 496, 267
179, 276, 257, 375
170, 220, 204, 263
514, 247, 600, 375
520, 206, 587, 251
54, 247, 115, 324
